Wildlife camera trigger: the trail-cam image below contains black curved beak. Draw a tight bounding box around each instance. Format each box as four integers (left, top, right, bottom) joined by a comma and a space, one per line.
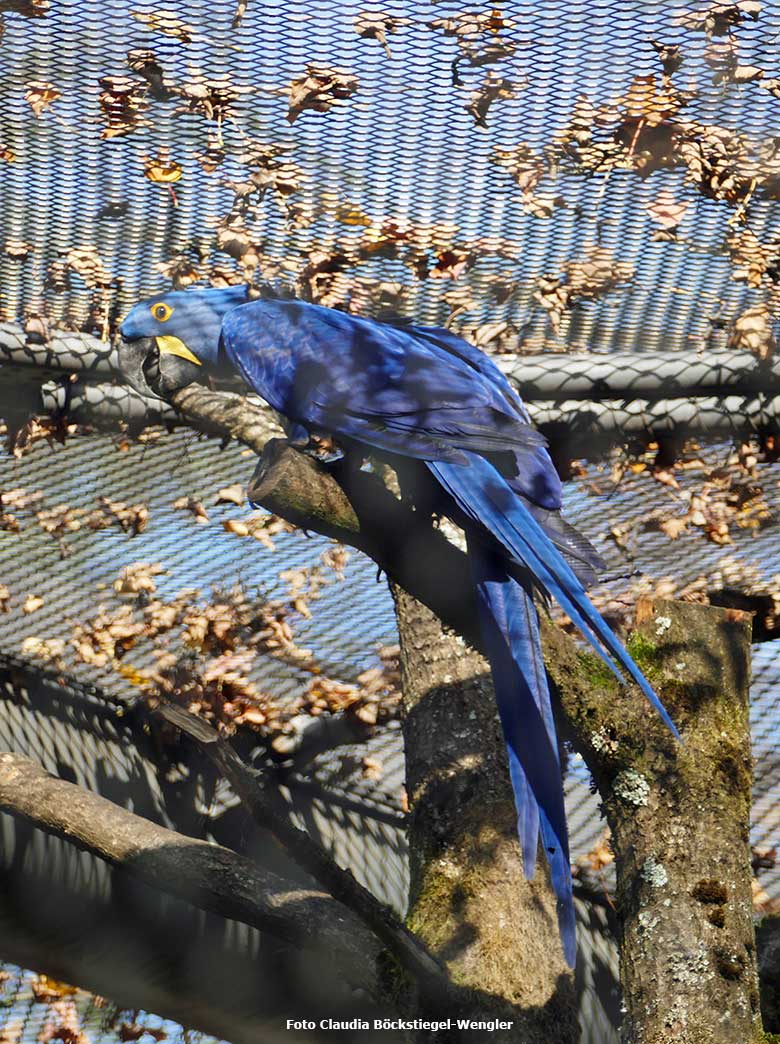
118, 335, 165, 400
118, 336, 203, 399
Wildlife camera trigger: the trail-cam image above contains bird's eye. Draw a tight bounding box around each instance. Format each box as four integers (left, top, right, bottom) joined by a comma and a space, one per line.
151, 302, 173, 322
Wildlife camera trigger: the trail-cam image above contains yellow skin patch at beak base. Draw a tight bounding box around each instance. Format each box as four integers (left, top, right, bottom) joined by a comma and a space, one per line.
156, 335, 202, 366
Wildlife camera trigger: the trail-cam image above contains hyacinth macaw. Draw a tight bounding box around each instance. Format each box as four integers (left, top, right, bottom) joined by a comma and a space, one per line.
119, 285, 679, 966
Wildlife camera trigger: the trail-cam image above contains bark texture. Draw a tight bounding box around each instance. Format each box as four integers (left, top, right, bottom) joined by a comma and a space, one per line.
542, 600, 761, 1044
153, 702, 451, 1007
393, 588, 579, 1044
0, 752, 383, 998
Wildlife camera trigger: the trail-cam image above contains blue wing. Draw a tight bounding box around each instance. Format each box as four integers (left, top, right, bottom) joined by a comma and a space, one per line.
221, 299, 678, 967
223, 302, 602, 583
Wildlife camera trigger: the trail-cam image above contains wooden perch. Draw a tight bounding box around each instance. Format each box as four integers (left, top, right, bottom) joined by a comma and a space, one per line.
153, 702, 454, 1009
0, 751, 384, 999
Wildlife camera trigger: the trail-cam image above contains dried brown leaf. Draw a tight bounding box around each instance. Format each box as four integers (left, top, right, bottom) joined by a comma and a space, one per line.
728, 303, 776, 359
172, 496, 210, 523
131, 10, 194, 42
65, 247, 112, 288
4, 238, 33, 260
143, 150, 182, 183
113, 561, 166, 595
465, 71, 520, 128
214, 483, 245, 506
286, 64, 358, 123
24, 80, 60, 117
651, 40, 684, 76
644, 189, 690, 229
354, 10, 408, 57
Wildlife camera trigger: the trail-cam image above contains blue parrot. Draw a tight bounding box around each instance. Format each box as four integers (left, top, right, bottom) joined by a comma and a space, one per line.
119, 285, 679, 966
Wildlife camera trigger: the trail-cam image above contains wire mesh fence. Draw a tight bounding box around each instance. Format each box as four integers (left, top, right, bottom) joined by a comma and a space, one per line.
3, 1, 780, 1042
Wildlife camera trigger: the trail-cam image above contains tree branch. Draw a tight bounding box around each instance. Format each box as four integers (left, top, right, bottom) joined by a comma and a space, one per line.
0, 751, 384, 999
540, 600, 760, 1043
152, 702, 455, 1009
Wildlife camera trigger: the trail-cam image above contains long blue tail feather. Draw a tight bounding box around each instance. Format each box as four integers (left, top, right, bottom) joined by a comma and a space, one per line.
430, 455, 680, 741
428, 453, 680, 966
470, 541, 577, 965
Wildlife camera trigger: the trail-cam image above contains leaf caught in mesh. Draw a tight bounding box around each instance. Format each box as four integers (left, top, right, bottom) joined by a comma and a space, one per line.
143, 150, 182, 183
651, 40, 684, 76
64, 247, 113, 288
4, 238, 33, 260
87, 497, 149, 535
354, 10, 409, 57
727, 228, 780, 286
214, 483, 245, 506
175, 74, 253, 124
113, 562, 166, 596
428, 248, 475, 280
35, 503, 85, 538
534, 247, 635, 332
616, 74, 690, 127
172, 496, 210, 523
24, 80, 61, 117
222, 511, 295, 549
21, 636, 65, 665
704, 38, 763, 85
286, 64, 358, 124
491, 142, 564, 217
72, 605, 146, 665
98, 75, 150, 138
465, 71, 521, 129
126, 48, 172, 100
728, 303, 776, 359
10, 415, 80, 457
195, 133, 226, 174
362, 756, 383, 780
0, 1, 50, 15
131, 9, 194, 42
320, 544, 350, 578
677, 1, 761, 36
156, 253, 203, 289
644, 189, 690, 230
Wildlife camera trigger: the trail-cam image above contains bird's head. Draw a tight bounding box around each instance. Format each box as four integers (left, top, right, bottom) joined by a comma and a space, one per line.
118, 285, 250, 398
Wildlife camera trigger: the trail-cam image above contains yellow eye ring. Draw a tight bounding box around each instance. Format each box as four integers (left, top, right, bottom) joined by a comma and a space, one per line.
151, 302, 173, 322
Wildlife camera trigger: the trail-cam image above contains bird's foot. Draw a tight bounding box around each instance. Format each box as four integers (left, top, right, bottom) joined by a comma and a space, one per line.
300, 434, 345, 465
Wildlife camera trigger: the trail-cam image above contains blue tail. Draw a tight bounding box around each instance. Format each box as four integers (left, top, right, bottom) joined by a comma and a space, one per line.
426, 453, 680, 966
429, 455, 680, 740
470, 539, 577, 966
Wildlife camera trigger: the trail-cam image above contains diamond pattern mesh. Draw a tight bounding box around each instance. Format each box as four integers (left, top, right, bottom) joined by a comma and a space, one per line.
3, 2, 780, 1042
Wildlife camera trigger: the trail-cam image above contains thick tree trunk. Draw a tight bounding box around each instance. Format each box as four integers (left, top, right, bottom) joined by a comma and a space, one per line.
392, 586, 579, 1044
542, 599, 761, 1044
